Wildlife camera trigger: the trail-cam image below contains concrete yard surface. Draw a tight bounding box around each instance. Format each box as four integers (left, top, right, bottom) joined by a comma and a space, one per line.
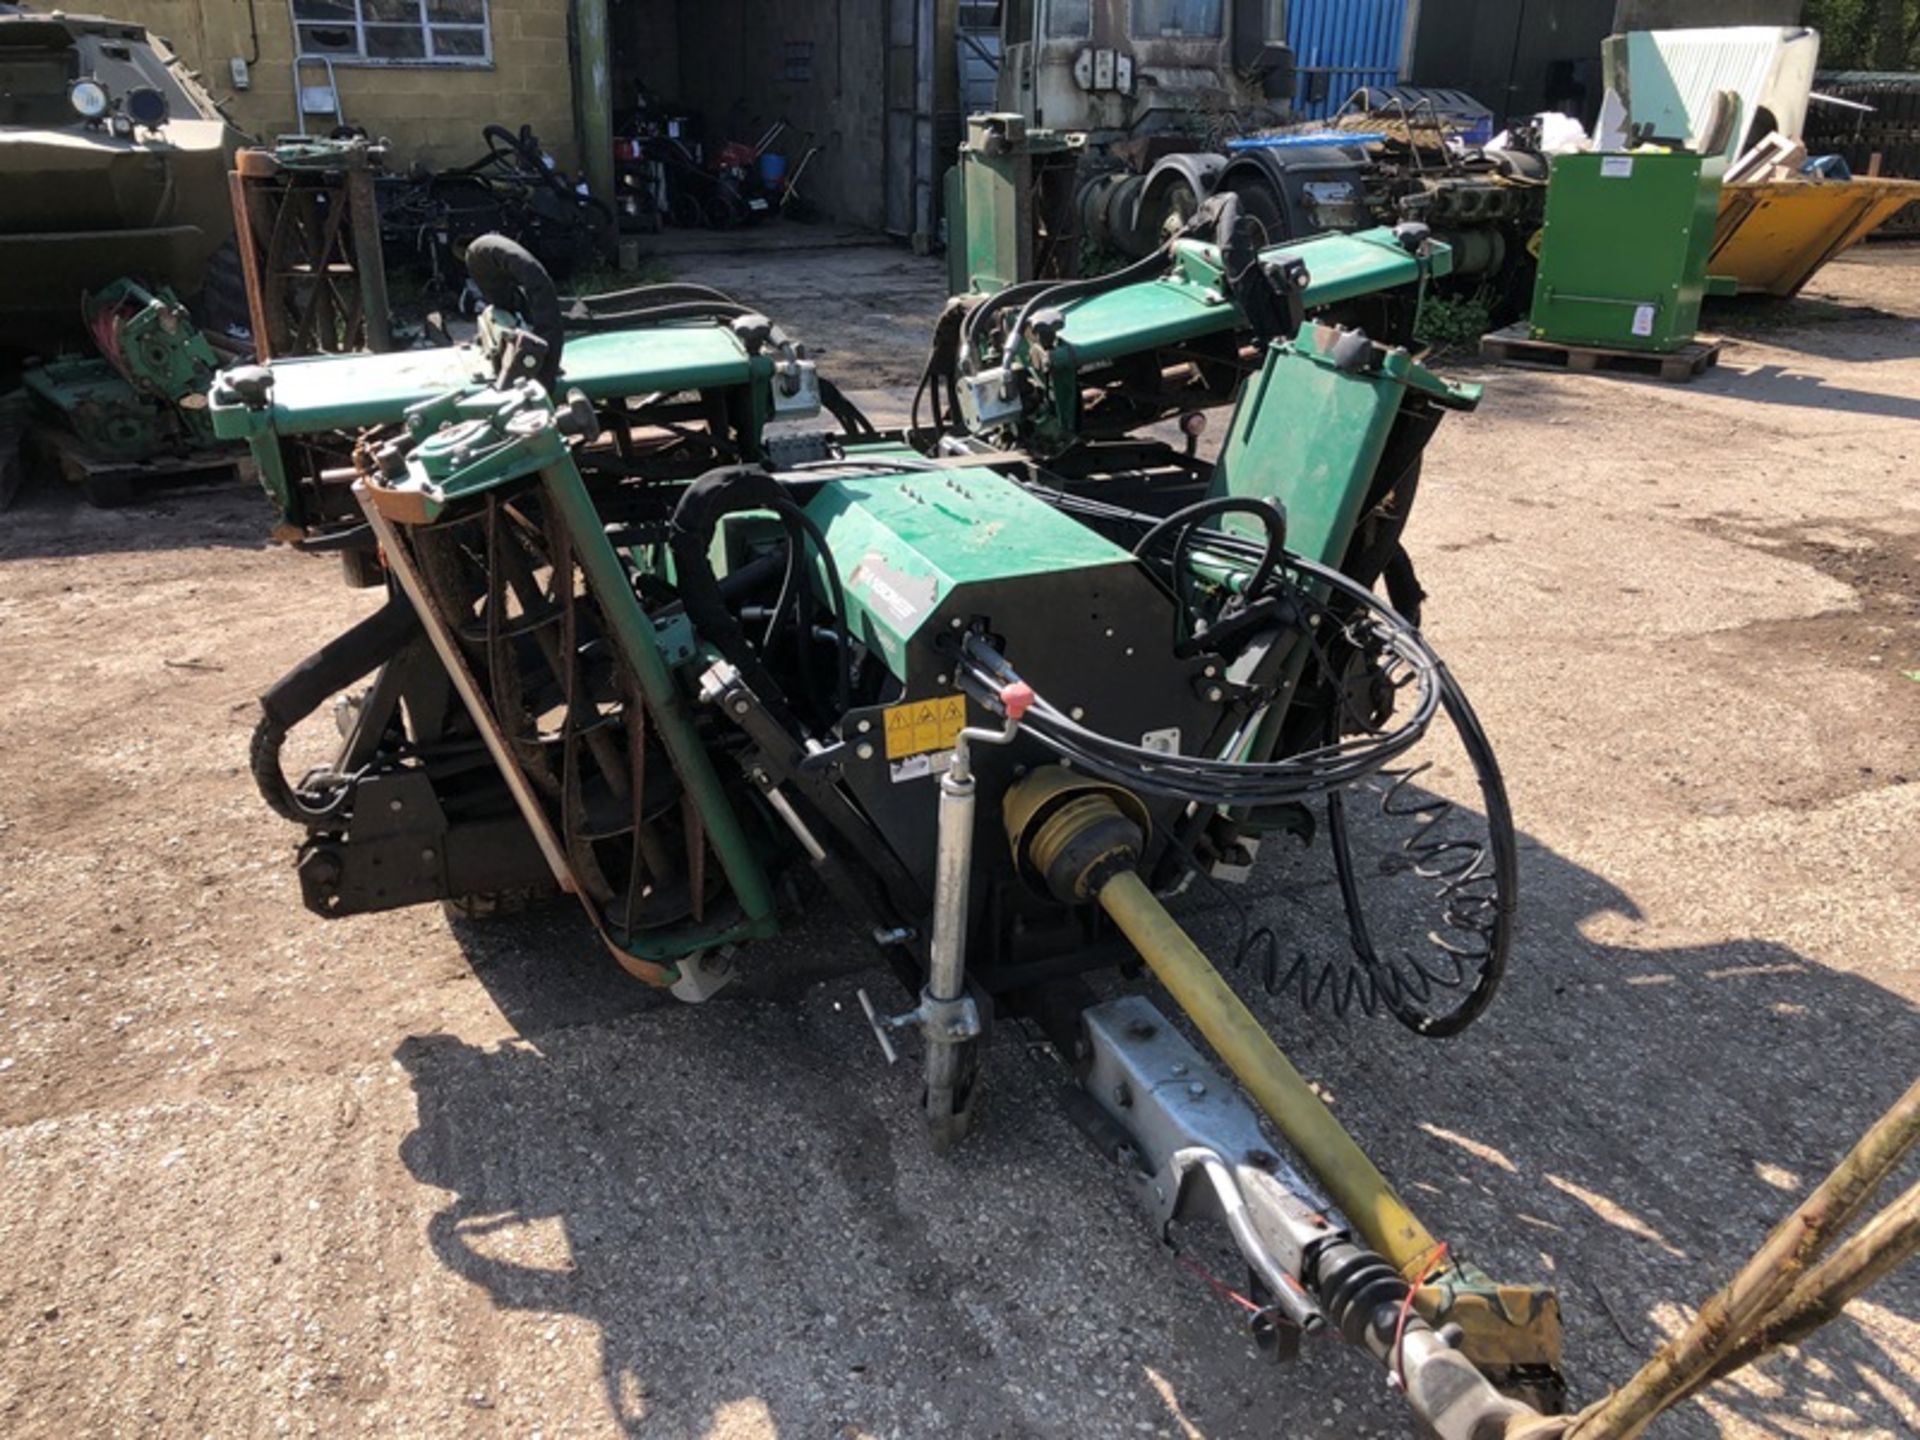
0, 240, 1916, 1438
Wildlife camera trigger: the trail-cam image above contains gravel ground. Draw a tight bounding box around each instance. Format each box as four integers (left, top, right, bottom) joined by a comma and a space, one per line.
0, 241, 1915, 1439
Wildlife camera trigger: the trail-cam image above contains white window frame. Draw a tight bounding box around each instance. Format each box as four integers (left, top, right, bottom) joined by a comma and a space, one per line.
289, 0, 493, 68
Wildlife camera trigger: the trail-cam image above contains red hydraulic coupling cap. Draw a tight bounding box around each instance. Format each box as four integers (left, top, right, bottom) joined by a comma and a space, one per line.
999, 681, 1035, 721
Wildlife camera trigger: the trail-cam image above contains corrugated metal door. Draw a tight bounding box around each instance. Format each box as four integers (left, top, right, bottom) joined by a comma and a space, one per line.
956, 3, 1003, 119
1286, 0, 1409, 119
886, 0, 937, 240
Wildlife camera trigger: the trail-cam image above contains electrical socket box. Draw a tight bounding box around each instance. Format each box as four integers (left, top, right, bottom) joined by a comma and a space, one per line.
1529, 151, 1724, 354
229, 56, 250, 89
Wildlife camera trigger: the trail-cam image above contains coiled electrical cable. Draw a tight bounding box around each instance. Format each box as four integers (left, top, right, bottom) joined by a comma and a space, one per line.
1000, 477, 1514, 1035
960, 555, 1440, 807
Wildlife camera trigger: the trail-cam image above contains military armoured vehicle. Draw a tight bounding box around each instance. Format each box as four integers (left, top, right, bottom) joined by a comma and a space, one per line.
0, 6, 246, 346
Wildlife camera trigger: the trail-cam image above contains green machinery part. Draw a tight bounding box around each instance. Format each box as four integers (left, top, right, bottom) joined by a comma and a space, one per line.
948, 113, 1085, 296
1529, 152, 1724, 354
803, 453, 1135, 686
212, 319, 784, 528
1211, 321, 1476, 564
21, 278, 224, 463
354, 380, 779, 976
960, 218, 1457, 453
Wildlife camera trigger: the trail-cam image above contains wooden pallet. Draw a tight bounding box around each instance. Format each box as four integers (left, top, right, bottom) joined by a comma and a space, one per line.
36, 426, 253, 508
0, 427, 26, 510
1479, 322, 1722, 383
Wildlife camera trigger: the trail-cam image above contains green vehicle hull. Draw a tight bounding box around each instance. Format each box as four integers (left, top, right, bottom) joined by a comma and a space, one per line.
0, 10, 244, 347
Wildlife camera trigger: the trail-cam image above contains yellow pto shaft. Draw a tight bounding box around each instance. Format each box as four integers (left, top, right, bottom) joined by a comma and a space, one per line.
1003, 766, 1561, 1397
1097, 866, 1442, 1272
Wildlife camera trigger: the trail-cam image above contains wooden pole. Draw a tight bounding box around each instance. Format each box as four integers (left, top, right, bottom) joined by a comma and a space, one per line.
1562, 1077, 1920, 1440
1675, 1180, 1920, 1401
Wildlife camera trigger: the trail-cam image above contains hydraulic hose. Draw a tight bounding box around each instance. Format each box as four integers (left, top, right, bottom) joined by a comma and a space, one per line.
253, 592, 422, 824
667, 466, 853, 728
258, 593, 420, 735
565, 281, 741, 312
1131, 494, 1288, 647
818, 376, 877, 437
668, 467, 801, 729
564, 299, 757, 331
962, 579, 1442, 810
964, 194, 1238, 374
964, 241, 1176, 370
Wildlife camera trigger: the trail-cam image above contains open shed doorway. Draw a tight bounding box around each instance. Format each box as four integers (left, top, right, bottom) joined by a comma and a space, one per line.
606, 0, 937, 256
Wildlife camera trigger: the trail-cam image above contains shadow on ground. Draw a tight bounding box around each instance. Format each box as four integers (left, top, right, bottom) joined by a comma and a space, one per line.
392, 796, 1920, 1438
1708, 295, 1920, 362
0, 471, 266, 560
1704, 362, 1920, 422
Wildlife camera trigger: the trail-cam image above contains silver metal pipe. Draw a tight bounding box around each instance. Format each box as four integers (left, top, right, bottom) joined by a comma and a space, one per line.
919, 710, 1022, 1149
929, 711, 1020, 1002
763, 786, 827, 863
926, 766, 975, 1003
920, 763, 978, 1147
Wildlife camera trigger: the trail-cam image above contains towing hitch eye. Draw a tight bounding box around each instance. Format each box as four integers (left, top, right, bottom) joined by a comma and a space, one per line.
1079, 994, 1537, 1440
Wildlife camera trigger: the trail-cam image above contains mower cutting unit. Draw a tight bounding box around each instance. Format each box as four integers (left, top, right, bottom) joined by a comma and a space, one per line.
216, 209, 1576, 1436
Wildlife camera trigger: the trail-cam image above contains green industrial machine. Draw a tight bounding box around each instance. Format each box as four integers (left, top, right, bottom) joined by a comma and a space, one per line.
20, 277, 232, 503
1528, 150, 1725, 353
206, 178, 1920, 1435
945, 114, 1084, 298
23, 279, 222, 453
198, 149, 1920, 1436
215, 213, 1570, 1435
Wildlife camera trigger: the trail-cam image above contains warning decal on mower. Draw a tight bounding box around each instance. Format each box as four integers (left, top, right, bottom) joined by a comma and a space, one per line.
883, 694, 967, 760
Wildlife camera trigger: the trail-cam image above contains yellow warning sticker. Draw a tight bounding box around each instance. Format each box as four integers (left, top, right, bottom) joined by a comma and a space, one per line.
883, 693, 968, 759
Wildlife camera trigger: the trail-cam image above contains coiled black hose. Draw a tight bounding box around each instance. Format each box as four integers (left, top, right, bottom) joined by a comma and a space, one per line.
1131, 494, 1287, 649
963, 552, 1441, 808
